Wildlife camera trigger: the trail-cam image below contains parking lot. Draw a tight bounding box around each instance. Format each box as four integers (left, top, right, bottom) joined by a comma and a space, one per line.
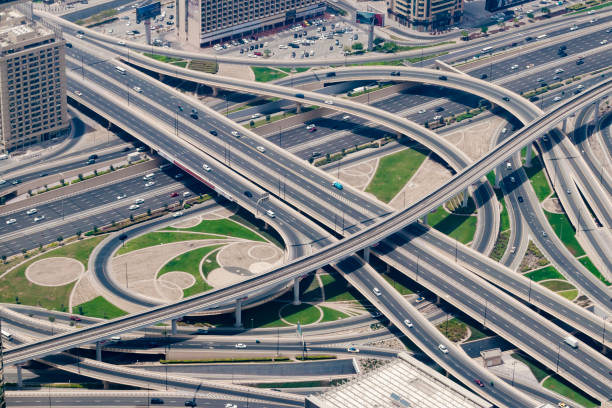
214, 18, 369, 61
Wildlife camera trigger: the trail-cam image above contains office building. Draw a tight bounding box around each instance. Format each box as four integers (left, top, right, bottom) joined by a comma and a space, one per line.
0, 321, 5, 408
0, 7, 68, 153
176, 0, 327, 47
392, 0, 463, 31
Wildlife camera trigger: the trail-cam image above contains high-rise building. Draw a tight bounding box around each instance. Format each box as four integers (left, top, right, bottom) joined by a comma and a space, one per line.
0, 321, 5, 408
176, 0, 327, 47
392, 0, 463, 31
0, 7, 68, 153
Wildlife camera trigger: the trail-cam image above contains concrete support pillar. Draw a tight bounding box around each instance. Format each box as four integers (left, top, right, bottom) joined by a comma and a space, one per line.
494, 167, 500, 188
423, 213, 428, 225
462, 189, 469, 207
386, 263, 390, 273
234, 299, 243, 328
293, 277, 301, 306
211, 86, 219, 97
171, 319, 178, 335
158, 73, 165, 81
296, 103, 302, 114
16, 364, 23, 387
103, 380, 110, 390
561, 118, 567, 133
435, 295, 440, 305
194, 83, 200, 97
96, 341, 102, 362
364, 246, 370, 264
525, 143, 533, 167
594, 100, 600, 122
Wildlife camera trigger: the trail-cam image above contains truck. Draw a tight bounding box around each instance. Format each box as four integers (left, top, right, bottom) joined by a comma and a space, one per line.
127, 152, 142, 163
1, 329, 12, 341
564, 336, 578, 348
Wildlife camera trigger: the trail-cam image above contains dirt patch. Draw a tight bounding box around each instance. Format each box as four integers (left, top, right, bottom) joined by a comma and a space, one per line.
26, 257, 83, 287
542, 197, 564, 214
338, 159, 377, 190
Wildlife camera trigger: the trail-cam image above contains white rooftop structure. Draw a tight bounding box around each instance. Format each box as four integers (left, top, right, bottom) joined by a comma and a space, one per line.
306, 353, 492, 408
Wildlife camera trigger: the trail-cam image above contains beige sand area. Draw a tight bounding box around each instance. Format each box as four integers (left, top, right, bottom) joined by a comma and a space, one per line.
207, 241, 284, 289
335, 159, 378, 191
25, 257, 83, 286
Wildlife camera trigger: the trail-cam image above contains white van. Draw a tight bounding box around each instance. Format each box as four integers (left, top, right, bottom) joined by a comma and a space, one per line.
142, 173, 154, 180
115, 66, 126, 75
0, 153, 8, 160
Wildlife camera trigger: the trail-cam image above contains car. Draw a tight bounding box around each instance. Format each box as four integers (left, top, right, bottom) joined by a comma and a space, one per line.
184, 401, 197, 407
438, 344, 449, 354
183, 191, 191, 197
256, 146, 266, 153
145, 181, 155, 187
590, 18, 597, 23
231, 130, 240, 137
74, 90, 83, 96
480, 73, 488, 79
601, 39, 608, 45
235, 343, 247, 349
202, 164, 211, 172
332, 181, 343, 190
566, 189, 571, 195
209, 130, 218, 136
510, 246, 516, 254
390, 71, 401, 76
70, 315, 81, 321
324, 100, 334, 105
306, 124, 316, 130
11, 179, 21, 185
34, 215, 45, 222
342, 115, 350, 120
170, 192, 179, 197
347, 346, 360, 353
134, 198, 144, 204
570, 26, 578, 31
510, 64, 519, 70
518, 196, 524, 203
607, 27, 612, 33
438, 75, 447, 80
117, 194, 127, 200
433, 115, 442, 120
26, 208, 37, 215
76, 34, 83, 39
87, 158, 95, 165
435, 106, 444, 112
244, 191, 253, 198
136, 146, 147, 152
129, 204, 140, 210
133, 86, 142, 93
542, 231, 547, 237
415, 296, 425, 303
295, 93, 305, 98
372, 287, 382, 296
118, 40, 126, 46
557, 403, 568, 408
553, 96, 562, 102
0, 179, 5, 185
474, 379, 484, 387
173, 211, 183, 218
279, 44, 288, 49
503, 96, 510, 102
150, 398, 164, 404
576, 59, 584, 65
417, 109, 426, 114
6, 218, 16, 225
266, 209, 276, 218
403, 319, 413, 328
39, 172, 48, 177
509, 177, 515, 183
174, 173, 184, 179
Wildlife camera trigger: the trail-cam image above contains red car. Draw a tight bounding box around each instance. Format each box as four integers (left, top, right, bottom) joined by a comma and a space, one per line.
70, 315, 81, 321
474, 379, 484, 387
170, 192, 179, 197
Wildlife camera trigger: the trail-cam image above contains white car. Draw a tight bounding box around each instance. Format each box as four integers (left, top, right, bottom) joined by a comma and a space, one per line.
26, 208, 37, 215
6, 218, 16, 225
555, 68, 564, 74
74, 90, 83, 96
570, 25, 578, 31
601, 39, 608, 45
324, 100, 334, 105
183, 191, 191, 197
256, 146, 266, 153
433, 115, 442, 120
202, 164, 211, 172
173, 211, 183, 218
145, 181, 155, 187
266, 209, 275, 218
306, 124, 316, 130
346, 346, 360, 353
251, 113, 262, 119
133, 86, 142, 93
134, 198, 144, 204
129, 204, 140, 210
342, 115, 350, 120
34, 215, 45, 222
279, 44, 288, 49
76, 34, 83, 39
510, 64, 519, 70
418, 109, 426, 114
231, 130, 240, 137
438, 344, 449, 354
117, 194, 127, 200
373, 287, 382, 296
0, 179, 6, 185
118, 40, 126, 46
235, 343, 247, 349
553, 96, 562, 101
404, 319, 413, 328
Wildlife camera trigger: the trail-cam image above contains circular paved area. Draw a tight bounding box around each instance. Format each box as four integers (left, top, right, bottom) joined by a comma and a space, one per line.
26, 257, 83, 287
171, 216, 201, 229
158, 271, 195, 290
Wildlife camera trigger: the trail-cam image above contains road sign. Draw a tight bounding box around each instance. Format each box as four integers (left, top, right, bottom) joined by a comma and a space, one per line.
355, 11, 384, 27
136, 1, 161, 24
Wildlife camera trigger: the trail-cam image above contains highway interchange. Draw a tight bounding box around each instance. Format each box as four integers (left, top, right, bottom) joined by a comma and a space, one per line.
1, 5, 612, 408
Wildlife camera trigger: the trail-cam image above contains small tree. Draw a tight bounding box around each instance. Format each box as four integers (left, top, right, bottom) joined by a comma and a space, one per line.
60, 178, 65, 186
110, 164, 115, 171
541, 7, 550, 15
147, 208, 152, 216
263, 48, 271, 58
460, 30, 469, 40
351, 42, 363, 50
76, 230, 82, 239
1, 255, 6, 264
130, 213, 134, 222
93, 169, 98, 176
266, 114, 271, 122
78, 173, 83, 181
57, 236, 63, 245
249, 120, 255, 127
526, 12, 534, 19
48, 316, 55, 323
93, 225, 98, 233
481, 25, 489, 35
21, 248, 27, 256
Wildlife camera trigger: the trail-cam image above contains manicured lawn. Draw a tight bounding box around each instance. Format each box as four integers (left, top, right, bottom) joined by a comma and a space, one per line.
320, 306, 349, 322
558, 289, 578, 300
231, 209, 285, 249
302, 276, 322, 302
166, 218, 264, 241
199, 249, 221, 279
544, 211, 585, 257
75, 296, 127, 319
511, 352, 550, 382
524, 266, 565, 282
252, 67, 288, 82
277, 67, 310, 73
540, 280, 575, 291
280, 303, 321, 325
365, 148, 428, 203
319, 274, 362, 302
143, 53, 184, 64
428, 206, 477, 244
578, 256, 611, 286
158, 245, 222, 297
542, 376, 599, 408
437, 317, 468, 342
381, 273, 413, 295
185, 301, 288, 328
466, 323, 492, 341
116, 232, 221, 255
0, 236, 106, 311
499, 197, 510, 232
524, 157, 551, 202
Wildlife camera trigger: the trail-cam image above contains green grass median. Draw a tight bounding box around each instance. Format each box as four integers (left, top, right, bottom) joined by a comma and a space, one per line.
428, 206, 477, 244
544, 211, 585, 257
525, 157, 551, 202
542, 376, 599, 408
524, 266, 565, 281
116, 232, 222, 255
158, 245, 222, 297
75, 296, 127, 319
252, 67, 288, 82
165, 218, 264, 241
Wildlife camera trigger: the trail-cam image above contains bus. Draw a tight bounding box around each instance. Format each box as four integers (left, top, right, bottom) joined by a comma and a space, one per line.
1, 329, 13, 341
481, 46, 492, 52
115, 66, 126, 75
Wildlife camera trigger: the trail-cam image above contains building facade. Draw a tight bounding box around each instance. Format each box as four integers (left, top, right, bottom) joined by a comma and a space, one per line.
0, 8, 68, 153
176, 0, 327, 47
392, 0, 463, 31
0, 321, 5, 408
